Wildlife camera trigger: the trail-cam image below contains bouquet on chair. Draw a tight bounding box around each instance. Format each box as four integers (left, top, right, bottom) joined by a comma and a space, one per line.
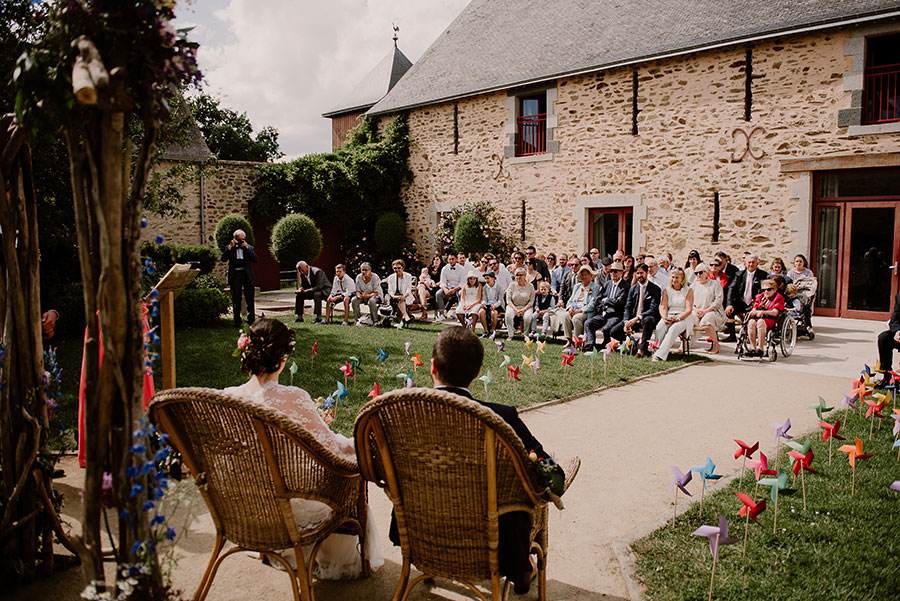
528, 452, 566, 497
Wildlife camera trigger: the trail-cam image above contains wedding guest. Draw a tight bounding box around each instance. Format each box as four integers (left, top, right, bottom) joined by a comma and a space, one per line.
709, 256, 729, 289
769, 257, 792, 283
555, 265, 598, 348
583, 261, 629, 351
745, 279, 784, 357
456, 251, 469, 270
690, 263, 724, 354
646, 257, 669, 290
724, 254, 768, 341
352, 262, 382, 326
532, 281, 555, 336
325, 264, 355, 325
524, 258, 544, 288
221, 228, 259, 327
622, 255, 636, 285
684, 250, 702, 285
416, 254, 444, 319
295, 261, 330, 324
549, 253, 568, 298
652, 268, 695, 361
875, 292, 900, 387
505, 268, 535, 340
658, 253, 672, 275
507, 251, 526, 275
588, 247, 601, 269
787, 254, 815, 281
457, 271, 483, 331
436, 253, 465, 321
488, 255, 514, 296
609, 263, 661, 358
384, 259, 415, 324
478, 271, 504, 336
525, 245, 551, 281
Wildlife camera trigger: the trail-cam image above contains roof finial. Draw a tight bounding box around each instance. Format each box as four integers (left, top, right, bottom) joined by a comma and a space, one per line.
392, 23, 399, 48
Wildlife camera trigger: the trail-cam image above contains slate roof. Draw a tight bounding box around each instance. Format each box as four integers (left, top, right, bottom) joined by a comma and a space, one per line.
368, 0, 900, 116
161, 119, 214, 162
322, 45, 414, 117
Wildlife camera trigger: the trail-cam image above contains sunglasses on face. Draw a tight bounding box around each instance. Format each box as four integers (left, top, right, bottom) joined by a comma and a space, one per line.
762, 287, 774, 291
393, 267, 402, 271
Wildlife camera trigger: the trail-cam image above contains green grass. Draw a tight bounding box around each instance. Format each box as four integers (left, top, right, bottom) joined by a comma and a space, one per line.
48, 317, 699, 438
632, 404, 900, 601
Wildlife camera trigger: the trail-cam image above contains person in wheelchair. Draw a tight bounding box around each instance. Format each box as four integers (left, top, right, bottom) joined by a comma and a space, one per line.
744, 279, 784, 357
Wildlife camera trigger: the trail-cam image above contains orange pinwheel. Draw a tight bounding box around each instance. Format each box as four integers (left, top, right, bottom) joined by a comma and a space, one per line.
850, 377, 870, 402
838, 437, 873, 496
411, 351, 424, 372
368, 382, 381, 399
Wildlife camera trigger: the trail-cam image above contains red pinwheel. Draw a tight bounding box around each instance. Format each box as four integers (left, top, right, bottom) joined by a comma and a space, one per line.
368, 382, 381, 399
507, 365, 521, 381
787, 449, 817, 511
819, 419, 845, 465
573, 335, 584, 350
560, 352, 575, 369
864, 398, 886, 440
411, 351, 424, 372
733, 439, 759, 492
735, 492, 767, 559
310, 341, 318, 368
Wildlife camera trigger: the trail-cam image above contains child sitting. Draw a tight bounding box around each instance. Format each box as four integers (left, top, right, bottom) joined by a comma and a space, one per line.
478, 271, 503, 337
457, 271, 483, 332
532, 281, 554, 336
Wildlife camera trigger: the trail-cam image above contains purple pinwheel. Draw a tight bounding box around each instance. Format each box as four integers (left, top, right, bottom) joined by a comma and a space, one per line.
842, 391, 859, 410
494, 339, 505, 353
891, 412, 900, 437
692, 514, 740, 558
772, 418, 793, 443
404, 341, 411, 356
669, 465, 692, 528
890, 481, 900, 491
489, 330, 497, 341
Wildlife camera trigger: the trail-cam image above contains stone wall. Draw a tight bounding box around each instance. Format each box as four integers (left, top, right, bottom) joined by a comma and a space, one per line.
396, 26, 900, 266
141, 159, 261, 279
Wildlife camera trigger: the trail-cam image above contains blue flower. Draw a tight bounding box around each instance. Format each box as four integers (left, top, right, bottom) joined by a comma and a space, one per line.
149, 290, 158, 298
143, 501, 155, 512
130, 483, 144, 497
130, 444, 146, 454
132, 541, 143, 554
166, 527, 176, 541
155, 236, 164, 244
126, 465, 139, 477
150, 514, 165, 526
141, 219, 148, 228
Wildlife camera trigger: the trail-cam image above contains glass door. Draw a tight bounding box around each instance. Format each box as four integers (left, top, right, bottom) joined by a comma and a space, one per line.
589, 208, 632, 258
813, 204, 841, 312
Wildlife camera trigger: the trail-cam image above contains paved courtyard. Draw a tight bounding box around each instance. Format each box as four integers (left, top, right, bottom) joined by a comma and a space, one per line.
13, 316, 883, 601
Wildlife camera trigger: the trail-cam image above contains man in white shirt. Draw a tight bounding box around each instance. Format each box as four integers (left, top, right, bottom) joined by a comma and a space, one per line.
488, 255, 514, 298
646, 257, 669, 290
657, 254, 672, 276
436, 254, 465, 320
325, 263, 356, 325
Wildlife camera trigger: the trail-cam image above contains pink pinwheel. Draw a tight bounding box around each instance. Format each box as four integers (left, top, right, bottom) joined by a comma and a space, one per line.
891, 410, 900, 437
864, 398, 886, 440
733, 439, 759, 492
735, 492, 767, 560
890, 481, 900, 491
669, 465, 692, 528
312, 341, 318, 356
787, 449, 817, 510
339, 362, 354, 387
692, 515, 740, 599
747, 451, 777, 481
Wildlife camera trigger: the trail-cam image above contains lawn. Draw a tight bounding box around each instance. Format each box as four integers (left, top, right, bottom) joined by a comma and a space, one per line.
631, 402, 900, 601
48, 317, 699, 438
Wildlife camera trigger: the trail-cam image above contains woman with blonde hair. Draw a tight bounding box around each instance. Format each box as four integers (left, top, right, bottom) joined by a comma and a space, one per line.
652, 268, 695, 361
690, 263, 724, 354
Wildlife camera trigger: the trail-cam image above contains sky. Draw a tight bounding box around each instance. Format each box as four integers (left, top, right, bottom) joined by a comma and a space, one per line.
176, 0, 472, 160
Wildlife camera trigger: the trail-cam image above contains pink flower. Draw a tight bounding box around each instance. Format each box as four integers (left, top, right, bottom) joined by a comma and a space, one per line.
237, 333, 249, 350
158, 19, 177, 48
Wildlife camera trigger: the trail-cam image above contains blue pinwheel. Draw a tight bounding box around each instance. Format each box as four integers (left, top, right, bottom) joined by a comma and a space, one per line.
376, 348, 389, 364
691, 456, 723, 517
332, 382, 349, 405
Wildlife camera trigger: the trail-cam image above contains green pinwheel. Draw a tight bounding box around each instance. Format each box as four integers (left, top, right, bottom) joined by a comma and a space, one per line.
808, 396, 834, 421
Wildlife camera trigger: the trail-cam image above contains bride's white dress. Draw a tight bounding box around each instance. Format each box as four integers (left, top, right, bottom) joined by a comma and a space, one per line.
223, 381, 384, 579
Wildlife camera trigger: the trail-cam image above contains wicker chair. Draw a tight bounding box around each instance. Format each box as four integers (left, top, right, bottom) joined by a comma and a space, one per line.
148, 387, 370, 601
354, 387, 579, 601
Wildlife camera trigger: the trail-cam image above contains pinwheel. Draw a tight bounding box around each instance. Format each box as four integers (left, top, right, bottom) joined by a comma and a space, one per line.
692, 514, 740, 599
396, 369, 414, 385
376, 348, 389, 365
536, 340, 547, 355
735, 492, 766, 558
311, 341, 318, 368
606, 339, 619, 353
889, 369, 900, 386
316, 396, 335, 424
862, 363, 874, 385
478, 369, 495, 400
890, 481, 900, 491
406, 376, 414, 388
465, 315, 474, 328
691, 457, 723, 516
349, 356, 363, 374
894, 437, 900, 460
838, 437, 872, 496
531, 356, 542, 386
583, 350, 597, 380
617, 339, 628, 373
560, 351, 575, 370
494, 339, 505, 353
784, 439, 811, 486
842, 391, 859, 413
733, 440, 759, 491
772, 418, 792, 469
808, 396, 834, 421
746, 451, 777, 497
332, 381, 349, 405
573, 335, 584, 350
339, 362, 354, 387
601, 345, 612, 377
507, 366, 521, 392
368, 382, 381, 399
394, 320, 405, 330
489, 330, 497, 341
524, 335, 534, 349
864, 398, 886, 439
819, 419, 845, 465
648, 339, 660, 352
669, 465, 692, 528
624, 336, 634, 352
787, 449, 817, 510
404, 341, 411, 356
521, 354, 534, 368
850, 378, 871, 419
891, 409, 900, 440
757, 471, 789, 534
289, 360, 298, 386
411, 351, 424, 373
500, 354, 511, 369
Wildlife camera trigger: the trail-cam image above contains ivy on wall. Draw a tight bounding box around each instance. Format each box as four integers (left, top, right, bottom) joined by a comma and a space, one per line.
252, 114, 413, 267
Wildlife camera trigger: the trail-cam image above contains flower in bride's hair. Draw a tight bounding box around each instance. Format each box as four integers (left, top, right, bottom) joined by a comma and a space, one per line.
237, 333, 249, 350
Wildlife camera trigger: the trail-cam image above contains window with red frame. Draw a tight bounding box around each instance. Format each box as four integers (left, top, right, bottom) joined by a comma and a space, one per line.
516, 94, 547, 156
863, 33, 900, 124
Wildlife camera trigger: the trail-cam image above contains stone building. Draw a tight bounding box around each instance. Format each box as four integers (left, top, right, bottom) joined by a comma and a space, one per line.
366, 0, 900, 321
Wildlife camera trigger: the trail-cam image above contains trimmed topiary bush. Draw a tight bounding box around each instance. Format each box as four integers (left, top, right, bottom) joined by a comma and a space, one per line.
453, 211, 491, 255
374, 211, 406, 255
173, 288, 230, 325
215, 214, 254, 251
270, 213, 322, 265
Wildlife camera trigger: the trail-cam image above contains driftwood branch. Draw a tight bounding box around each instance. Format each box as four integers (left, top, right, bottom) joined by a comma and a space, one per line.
0, 407, 41, 539
71, 36, 109, 106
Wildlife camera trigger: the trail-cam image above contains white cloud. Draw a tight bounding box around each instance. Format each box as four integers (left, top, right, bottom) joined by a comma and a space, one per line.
176, 0, 471, 156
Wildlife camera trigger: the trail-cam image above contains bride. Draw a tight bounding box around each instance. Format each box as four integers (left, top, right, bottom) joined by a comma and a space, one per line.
223, 318, 384, 579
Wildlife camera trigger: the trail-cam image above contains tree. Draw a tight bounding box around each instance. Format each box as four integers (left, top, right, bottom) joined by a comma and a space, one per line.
13, 0, 202, 593
188, 93, 282, 162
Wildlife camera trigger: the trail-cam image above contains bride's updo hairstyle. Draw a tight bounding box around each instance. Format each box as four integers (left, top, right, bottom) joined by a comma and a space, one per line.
239, 318, 296, 375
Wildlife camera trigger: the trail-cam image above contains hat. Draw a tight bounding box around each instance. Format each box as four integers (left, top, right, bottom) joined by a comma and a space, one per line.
484, 270, 496, 279
609, 261, 625, 271
466, 270, 480, 280
694, 263, 709, 274
576, 265, 597, 277
600, 256, 613, 266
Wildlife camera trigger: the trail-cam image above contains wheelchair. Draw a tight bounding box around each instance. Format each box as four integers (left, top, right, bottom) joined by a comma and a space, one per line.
735, 311, 796, 362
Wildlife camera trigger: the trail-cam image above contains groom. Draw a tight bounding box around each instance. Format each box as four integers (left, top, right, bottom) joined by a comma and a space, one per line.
389, 326, 555, 594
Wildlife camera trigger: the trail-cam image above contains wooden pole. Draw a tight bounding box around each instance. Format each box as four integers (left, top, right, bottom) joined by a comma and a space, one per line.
772, 490, 779, 535
708, 534, 719, 601
742, 509, 751, 560
801, 466, 806, 511
160, 291, 176, 390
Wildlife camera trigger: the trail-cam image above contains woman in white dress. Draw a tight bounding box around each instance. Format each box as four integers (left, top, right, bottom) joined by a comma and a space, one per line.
653, 268, 695, 361
224, 318, 384, 579
690, 263, 725, 354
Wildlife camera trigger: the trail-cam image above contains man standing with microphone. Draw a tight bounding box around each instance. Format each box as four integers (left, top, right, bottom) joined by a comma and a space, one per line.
220, 228, 258, 327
